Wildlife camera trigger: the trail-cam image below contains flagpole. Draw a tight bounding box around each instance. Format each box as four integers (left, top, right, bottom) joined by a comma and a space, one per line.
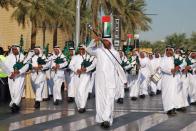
75, 0, 80, 49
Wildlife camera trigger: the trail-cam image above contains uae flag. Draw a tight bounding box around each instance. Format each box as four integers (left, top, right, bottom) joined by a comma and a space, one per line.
102, 16, 111, 38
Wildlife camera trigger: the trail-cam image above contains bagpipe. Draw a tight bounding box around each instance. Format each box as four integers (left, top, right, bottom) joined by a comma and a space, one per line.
54, 55, 65, 65
185, 58, 196, 75
126, 56, 139, 76
172, 56, 184, 77
13, 54, 24, 71
37, 56, 46, 65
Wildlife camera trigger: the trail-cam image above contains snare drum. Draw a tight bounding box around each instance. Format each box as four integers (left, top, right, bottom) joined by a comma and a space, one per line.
151, 73, 161, 84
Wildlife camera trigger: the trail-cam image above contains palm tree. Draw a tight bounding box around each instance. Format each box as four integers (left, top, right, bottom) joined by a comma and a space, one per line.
165, 33, 188, 48
113, 0, 151, 40
12, 0, 55, 49
0, 0, 17, 9
80, 0, 92, 42
50, 0, 75, 47
90, 0, 151, 41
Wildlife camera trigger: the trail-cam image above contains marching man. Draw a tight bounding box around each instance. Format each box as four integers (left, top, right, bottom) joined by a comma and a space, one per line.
51, 46, 68, 105
31, 46, 49, 109
160, 46, 185, 115
86, 38, 127, 128
4, 45, 29, 113
184, 50, 196, 105
66, 47, 76, 102
69, 45, 95, 113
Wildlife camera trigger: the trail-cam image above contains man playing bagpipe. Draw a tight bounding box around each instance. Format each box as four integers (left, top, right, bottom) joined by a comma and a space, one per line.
45, 53, 54, 99
50, 46, 68, 105
115, 49, 131, 104
160, 46, 186, 115
4, 45, 29, 113
66, 47, 76, 103
129, 50, 140, 100
30, 46, 50, 109
173, 48, 189, 112
183, 50, 196, 105
69, 45, 96, 113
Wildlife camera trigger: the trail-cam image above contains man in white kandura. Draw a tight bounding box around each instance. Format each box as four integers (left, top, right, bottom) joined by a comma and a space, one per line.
31, 46, 49, 109
66, 47, 76, 102
50, 46, 67, 105
160, 46, 185, 115
184, 50, 196, 105
86, 38, 127, 128
4, 45, 29, 113
149, 52, 162, 96
69, 45, 96, 113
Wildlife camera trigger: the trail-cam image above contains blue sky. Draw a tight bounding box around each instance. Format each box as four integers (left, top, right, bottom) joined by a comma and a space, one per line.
140, 0, 196, 42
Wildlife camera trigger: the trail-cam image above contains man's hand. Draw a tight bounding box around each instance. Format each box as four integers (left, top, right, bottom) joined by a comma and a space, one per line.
56, 64, 60, 69
185, 66, 191, 71
76, 69, 81, 75
171, 68, 176, 76
10, 72, 15, 79
14, 70, 20, 75
33, 67, 39, 72
38, 64, 43, 69
10, 70, 20, 79
175, 66, 180, 71
81, 67, 87, 73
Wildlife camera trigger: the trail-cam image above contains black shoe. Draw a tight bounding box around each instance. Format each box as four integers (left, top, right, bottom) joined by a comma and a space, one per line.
117, 98, 124, 104
149, 92, 155, 97
101, 121, 110, 129
67, 97, 74, 103
57, 99, 62, 104
131, 97, 137, 101
88, 93, 92, 100
167, 109, 176, 116
43, 98, 49, 101
176, 107, 186, 112
34, 101, 40, 109
139, 94, 145, 99
11, 103, 20, 113
124, 88, 129, 92
53, 100, 59, 105
78, 108, 86, 113
156, 90, 162, 95
190, 102, 196, 105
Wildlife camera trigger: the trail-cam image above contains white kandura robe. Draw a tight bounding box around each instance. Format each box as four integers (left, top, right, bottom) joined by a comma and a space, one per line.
51, 53, 67, 102
115, 54, 130, 100
4, 53, 29, 107
66, 56, 76, 98
86, 39, 127, 125
31, 54, 49, 101
130, 57, 152, 97
160, 56, 185, 112
46, 55, 54, 96
128, 55, 139, 97
88, 57, 97, 94
69, 54, 95, 109
187, 61, 196, 103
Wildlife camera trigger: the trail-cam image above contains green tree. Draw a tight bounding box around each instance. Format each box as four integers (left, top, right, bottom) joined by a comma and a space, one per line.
50, 0, 75, 47
12, 0, 55, 49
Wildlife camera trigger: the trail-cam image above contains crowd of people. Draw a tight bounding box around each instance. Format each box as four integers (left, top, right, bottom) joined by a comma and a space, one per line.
0, 37, 196, 128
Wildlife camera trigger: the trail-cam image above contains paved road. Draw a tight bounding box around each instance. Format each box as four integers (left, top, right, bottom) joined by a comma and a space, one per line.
0, 93, 196, 131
